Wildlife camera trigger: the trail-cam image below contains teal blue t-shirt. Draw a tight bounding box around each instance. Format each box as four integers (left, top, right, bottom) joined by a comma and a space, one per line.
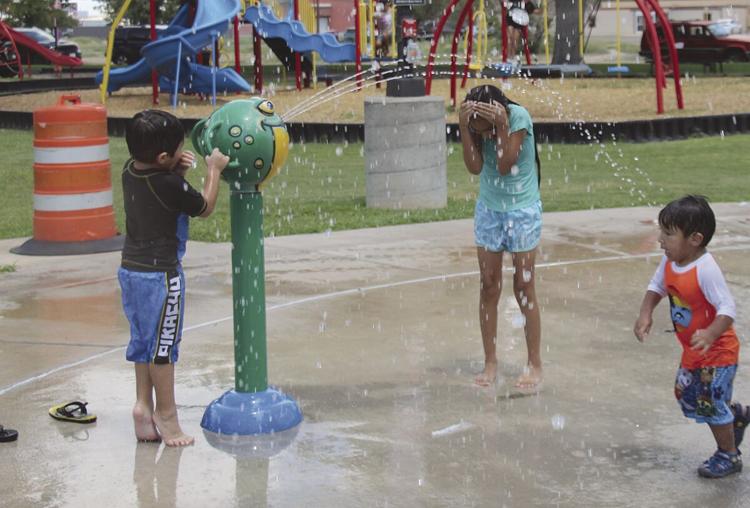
478, 103, 539, 212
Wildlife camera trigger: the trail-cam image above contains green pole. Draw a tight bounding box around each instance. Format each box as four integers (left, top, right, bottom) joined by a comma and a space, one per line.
230, 189, 267, 393
197, 98, 301, 436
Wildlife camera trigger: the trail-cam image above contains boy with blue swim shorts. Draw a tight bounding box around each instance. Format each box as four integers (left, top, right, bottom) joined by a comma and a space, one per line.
120, 110, 228, 446
458, 84, 543, 390
635, 195, 749, 478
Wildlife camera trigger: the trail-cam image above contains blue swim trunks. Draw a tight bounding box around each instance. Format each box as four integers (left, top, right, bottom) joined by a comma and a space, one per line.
118, 267, 185, 364
474, 199, 542, 253
675, 365, 737, 425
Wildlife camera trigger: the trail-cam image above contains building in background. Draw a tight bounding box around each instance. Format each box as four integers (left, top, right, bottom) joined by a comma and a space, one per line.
588, 0, 748, 41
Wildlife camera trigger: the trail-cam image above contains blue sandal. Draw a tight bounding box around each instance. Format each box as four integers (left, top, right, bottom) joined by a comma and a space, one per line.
698, 449, 742, 478
732, 402, 750, 448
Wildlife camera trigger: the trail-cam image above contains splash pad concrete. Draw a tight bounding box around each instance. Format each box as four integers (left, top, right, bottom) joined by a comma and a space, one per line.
1, 204, 749, 506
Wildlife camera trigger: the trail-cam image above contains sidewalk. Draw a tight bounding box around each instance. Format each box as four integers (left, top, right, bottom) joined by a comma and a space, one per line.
1, 204, 749, 507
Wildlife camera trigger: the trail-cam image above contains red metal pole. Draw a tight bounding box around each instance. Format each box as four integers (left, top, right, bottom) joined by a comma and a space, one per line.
501, 2, 508, 63
354, 0, 362, 89
294, 0, 302, 90
425, 0, 462, 95
450, 0, 474, 107
521, 25, 532, 64
150, 0, 158, 105
634, 0, 664, 114
0, 21, 24, 80
461, 3, 474, 88
645, 0, 684, 109
234, 16, 241, 74
254, 27, 263, 93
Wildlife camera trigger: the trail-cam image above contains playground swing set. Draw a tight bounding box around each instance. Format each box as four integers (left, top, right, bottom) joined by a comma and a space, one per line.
421, 0, 683, 113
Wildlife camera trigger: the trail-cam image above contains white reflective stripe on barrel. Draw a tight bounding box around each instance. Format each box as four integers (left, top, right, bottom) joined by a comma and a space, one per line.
33, 190, 113, 212
33, 144, 110, 164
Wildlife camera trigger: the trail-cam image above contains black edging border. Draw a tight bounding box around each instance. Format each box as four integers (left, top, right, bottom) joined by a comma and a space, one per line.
1, 107, 748, 145
2, 77, 748, 143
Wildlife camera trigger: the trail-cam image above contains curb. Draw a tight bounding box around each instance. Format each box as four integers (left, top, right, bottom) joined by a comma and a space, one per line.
1, 109, 748, 145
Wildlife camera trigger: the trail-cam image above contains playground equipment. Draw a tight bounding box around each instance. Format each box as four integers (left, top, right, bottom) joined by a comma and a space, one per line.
245, 0, 355, 92
423, 0, 680, 114
463, 0, 488, 75
607, 0, 630, 74
192, 98, 302, 436
636, 0, 683, 113
12, 95, 122, 256
97, 0, 250, 107
94, 0, 404, 101
0, 21, 82, 79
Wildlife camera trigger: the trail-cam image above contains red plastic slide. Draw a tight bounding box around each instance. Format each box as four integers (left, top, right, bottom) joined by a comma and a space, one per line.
0, 21, 82, 74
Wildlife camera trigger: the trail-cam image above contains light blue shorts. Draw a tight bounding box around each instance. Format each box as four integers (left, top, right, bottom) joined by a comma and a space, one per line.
675, 365, 737, 425
474, 200, 542, 253
118, 267, 185, 364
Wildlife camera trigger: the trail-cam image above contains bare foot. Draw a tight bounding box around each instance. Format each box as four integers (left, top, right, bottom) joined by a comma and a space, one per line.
515, 364, 543, 391
153, 411, 194, 447
133, 404, 160, 442
474, 361, 497, 387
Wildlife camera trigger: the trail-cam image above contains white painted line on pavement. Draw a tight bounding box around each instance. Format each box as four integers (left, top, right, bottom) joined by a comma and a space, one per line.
2, 244, 748, 397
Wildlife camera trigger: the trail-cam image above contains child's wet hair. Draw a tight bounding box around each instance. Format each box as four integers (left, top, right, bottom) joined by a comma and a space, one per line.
658, 195, 715, 247
463, 84, 512, 108
126, 110, 185, 163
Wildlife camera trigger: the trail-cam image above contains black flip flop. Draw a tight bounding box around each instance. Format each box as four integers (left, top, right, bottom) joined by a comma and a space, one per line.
0, 425, 19, 443
49, 401, 97, 424
732, 403, 750, 448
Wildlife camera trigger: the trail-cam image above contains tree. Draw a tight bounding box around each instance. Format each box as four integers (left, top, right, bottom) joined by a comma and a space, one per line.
96, 0, 183, 25
551, 0, 583, 64
0, 0, 78, 30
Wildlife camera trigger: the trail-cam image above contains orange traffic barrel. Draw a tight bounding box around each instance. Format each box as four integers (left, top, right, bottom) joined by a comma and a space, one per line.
12, 95, 123, 255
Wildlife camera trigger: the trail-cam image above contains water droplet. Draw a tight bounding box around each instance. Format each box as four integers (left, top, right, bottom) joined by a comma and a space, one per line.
551, 414, 566, 430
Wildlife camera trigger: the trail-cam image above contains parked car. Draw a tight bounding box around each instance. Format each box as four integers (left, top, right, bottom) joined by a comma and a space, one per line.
13, 27, 81, 59
639, 20, 750, 64
110, 25, 167, 65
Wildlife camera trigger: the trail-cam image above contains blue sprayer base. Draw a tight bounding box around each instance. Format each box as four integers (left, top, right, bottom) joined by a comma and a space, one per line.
200, 387, 302, 435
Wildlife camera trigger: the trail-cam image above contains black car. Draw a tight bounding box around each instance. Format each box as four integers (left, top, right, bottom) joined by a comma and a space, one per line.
0, 27, 80, 76
110, 25, 167, 65
13, 27, 81, 59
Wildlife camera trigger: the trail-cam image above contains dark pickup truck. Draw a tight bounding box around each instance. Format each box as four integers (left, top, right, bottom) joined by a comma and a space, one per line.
110, 26, 166, 65
640, 20, 750, 64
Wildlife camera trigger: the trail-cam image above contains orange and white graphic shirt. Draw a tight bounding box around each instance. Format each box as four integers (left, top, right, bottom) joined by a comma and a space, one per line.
648, 252, 739, 369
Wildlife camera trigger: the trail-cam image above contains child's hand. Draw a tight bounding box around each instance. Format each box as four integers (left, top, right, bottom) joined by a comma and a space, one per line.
459, 101, 474, 127
473, 101, 508, 128
205, 148, 230, 173
173, 150, 196, 177
690, 329, 716, 354
634, 314, 652, 342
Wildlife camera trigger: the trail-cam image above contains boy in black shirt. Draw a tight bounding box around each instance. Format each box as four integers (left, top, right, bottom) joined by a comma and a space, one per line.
119, 110, 228, 446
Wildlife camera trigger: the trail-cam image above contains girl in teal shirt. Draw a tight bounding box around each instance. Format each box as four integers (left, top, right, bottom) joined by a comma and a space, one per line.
459, 84, 543, 390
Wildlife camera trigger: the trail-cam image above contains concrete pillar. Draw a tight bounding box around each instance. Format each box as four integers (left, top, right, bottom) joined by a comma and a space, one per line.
364, 96, 447, 209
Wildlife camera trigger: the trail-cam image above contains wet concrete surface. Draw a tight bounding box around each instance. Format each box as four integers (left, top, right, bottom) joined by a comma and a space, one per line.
1, 204, 749, 507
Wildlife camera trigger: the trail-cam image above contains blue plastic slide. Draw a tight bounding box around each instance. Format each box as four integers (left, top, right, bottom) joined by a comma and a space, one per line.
244, 4, 355, 63
96, 0, 250, 94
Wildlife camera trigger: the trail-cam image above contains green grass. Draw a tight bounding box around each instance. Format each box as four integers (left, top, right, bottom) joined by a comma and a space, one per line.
2, 128, 748, 241
0, 264, 16, 273
69, 36, 107, 61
